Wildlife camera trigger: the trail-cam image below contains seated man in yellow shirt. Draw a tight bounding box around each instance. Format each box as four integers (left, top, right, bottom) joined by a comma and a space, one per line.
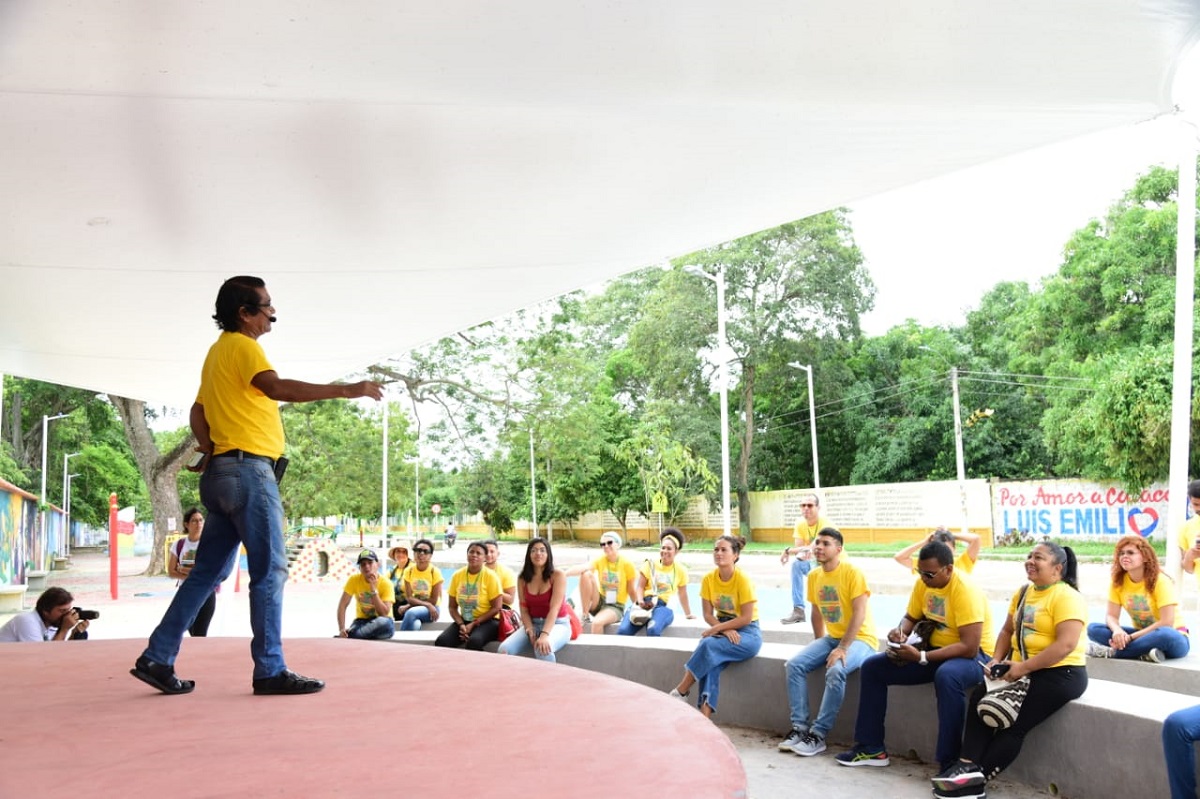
835, 540, 992, 771
336, 549, 396, 640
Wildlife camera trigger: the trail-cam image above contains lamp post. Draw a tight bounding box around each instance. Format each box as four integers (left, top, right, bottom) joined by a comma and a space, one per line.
65, 472, 81, 556
919, 346, 968, 537
39, 413, 68, 558
61, 451, 81, 556
683, 264, 732, 537
788, 363, 821, 489
529, 430, 538, 538
381, 398, 389, 542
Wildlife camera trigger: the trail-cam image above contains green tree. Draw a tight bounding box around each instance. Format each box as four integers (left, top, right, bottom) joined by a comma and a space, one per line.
668, 212, 875, 533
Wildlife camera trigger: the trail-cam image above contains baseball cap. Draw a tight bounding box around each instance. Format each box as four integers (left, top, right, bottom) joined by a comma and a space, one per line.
357, 549, 379, 563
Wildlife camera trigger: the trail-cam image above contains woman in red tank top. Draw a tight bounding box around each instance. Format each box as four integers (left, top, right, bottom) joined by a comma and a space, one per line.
498, 537, 572, 662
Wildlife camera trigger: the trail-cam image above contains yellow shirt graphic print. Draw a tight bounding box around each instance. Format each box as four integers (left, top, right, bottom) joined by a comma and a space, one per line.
458, 580, 480, 619
926, 595, 947, 622
818, 585, 842, 624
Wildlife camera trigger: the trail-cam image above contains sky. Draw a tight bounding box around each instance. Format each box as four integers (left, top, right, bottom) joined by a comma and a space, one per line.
853, 47, 1200, 336
852, 118, 1185, 336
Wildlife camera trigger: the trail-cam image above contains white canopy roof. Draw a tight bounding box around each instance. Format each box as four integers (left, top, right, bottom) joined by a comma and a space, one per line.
2, 1, 1198, 407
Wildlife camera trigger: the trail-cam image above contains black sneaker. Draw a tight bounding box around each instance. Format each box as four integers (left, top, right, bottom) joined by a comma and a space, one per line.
252, 670, 325, 695
932, 761, 985, 791
835, 744, 890, 767
932, 784, 987, 799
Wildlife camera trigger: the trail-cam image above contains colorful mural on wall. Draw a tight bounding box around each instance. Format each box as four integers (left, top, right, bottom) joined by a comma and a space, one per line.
0, 478, 45, 584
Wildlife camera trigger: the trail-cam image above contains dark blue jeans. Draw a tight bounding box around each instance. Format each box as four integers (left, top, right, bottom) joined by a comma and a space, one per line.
1163, 703, 1200, 798
853, 649, 988, 767
143, 455, 287, 680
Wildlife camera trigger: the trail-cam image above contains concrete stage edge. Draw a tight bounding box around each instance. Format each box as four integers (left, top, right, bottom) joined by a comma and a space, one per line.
0, 638, 747, 799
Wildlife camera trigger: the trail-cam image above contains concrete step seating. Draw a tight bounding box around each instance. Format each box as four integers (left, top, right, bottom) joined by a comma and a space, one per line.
384, 620, 1200, 799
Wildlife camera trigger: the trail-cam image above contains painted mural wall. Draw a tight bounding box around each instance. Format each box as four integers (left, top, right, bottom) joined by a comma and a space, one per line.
0, 478, 59, 584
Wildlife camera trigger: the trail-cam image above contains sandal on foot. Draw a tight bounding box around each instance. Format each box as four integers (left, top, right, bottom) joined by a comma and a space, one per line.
252, 670, 325, 695
130, 656, 195, 695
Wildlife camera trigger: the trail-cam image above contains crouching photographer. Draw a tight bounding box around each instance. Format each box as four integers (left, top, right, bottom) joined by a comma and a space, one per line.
0, 587, 96, 642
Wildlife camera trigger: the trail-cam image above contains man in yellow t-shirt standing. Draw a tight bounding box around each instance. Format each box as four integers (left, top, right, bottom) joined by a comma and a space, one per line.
132, 276, 382, 697
335, 549, 396, 640
1176, 480, 1200, 584
780, 493, 831, 624
781, 528, 878, 757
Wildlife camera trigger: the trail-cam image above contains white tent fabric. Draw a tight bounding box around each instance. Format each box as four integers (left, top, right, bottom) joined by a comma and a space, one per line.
2, 1, 1199, 407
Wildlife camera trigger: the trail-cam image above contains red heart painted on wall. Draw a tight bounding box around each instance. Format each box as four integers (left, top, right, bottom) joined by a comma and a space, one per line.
1127, 507, 1159, 538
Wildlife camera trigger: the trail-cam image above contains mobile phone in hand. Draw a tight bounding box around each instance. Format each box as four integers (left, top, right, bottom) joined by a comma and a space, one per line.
186, 451, 208, 469
989, 663, 1011, 679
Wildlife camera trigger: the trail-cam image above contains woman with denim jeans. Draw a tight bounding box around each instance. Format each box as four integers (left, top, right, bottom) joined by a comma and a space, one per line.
617, 527, 695, 637
399, 539, 442, 631
1085, 534, 1189, 663
668, 535, 761, 719
498, 537, 572, 662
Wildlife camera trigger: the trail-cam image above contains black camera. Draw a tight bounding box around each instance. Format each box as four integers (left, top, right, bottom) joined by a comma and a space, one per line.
73, 607, 100, 621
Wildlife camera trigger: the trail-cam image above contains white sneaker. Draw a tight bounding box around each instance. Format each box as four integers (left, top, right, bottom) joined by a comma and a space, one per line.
668, 688, 689, 701
1140, 648, 1165, 663
1085, 641, 1114, 658
790, 731, 826, 757
778, 729, 805, 750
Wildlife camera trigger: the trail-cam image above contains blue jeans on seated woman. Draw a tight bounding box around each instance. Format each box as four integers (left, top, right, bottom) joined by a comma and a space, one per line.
685, 621, 762, 713
1086, 622, 1190, 660
399, 605, 432, 631
498, 616, 572, 662
617, 599, 674, 636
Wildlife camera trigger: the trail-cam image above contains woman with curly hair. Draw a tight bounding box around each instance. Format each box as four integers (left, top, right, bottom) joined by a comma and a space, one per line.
1086, 534, 1189, 663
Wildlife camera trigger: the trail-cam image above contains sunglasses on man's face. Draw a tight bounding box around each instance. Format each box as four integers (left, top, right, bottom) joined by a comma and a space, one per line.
918, 566, 948, 580
800, 503, 815, 508
414, 549, 432, 555
601, 541, 615, 547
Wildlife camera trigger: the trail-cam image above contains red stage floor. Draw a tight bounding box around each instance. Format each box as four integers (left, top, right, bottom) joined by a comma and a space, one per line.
0, 638, 746, 798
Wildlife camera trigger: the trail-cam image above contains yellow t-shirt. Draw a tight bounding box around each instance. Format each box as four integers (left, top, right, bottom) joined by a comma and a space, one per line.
487, 562, 518, 608
1009, 581, 1087, 666
808, 560, 879, 649
1110, 573, 1184, 631
793, 516, 833, 547
448, 567, 503, 622
641, 560, 689, 603
196, 331, 285, 458
342, 572, 395, 620
1177, 514, 1200, 552
700, 568, 759, 622
1178, 516, 1200, 585
910, 551, 976, 575
590, 555, 638, 605
402, 563, 444, 603
906, 571, 993, 655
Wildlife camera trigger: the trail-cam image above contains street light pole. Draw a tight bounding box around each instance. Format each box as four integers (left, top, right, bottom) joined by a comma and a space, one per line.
684, 264, 732, 537
381, 399, 389, 541
529, 431, 538, 537
39, 413, 68, 560
788, 363, 821, 489
66, 472, 81, 556
61, 451, 81, 556
918, 347, 969, 537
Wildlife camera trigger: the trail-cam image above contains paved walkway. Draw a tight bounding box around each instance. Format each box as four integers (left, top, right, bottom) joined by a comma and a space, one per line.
12, 541, 1190, 798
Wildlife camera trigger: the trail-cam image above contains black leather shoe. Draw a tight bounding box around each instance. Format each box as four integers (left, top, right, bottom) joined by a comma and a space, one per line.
252, 670, 325, 695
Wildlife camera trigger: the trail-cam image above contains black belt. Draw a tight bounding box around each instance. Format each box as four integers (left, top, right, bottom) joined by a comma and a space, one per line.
213, 449, 276, 467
